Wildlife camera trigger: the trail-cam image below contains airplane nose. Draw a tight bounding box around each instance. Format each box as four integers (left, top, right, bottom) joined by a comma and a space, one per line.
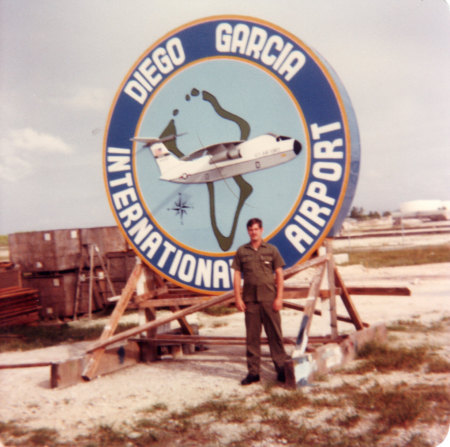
293, 140, 302, 155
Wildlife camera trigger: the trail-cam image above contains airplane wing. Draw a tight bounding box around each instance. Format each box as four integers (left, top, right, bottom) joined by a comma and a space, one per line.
182, 141, 243, 162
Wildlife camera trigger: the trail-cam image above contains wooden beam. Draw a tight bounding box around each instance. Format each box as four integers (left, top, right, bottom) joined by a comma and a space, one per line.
170, 304, 196, 335
132, 334, 349, 347
282, 255, 329, 280
283, 288, 341, 299
81, 262, 143, 380
345, 286, 411, 296
325, 239, 338, 339
86, 291, 236, 353
0, 361, 53, 369
283, 301, 369, 327
139, 296, 212, 308
304, 263, 326, 335
133, 335, 295, 346
284, 286, 410, 297
334, 266, 365, 330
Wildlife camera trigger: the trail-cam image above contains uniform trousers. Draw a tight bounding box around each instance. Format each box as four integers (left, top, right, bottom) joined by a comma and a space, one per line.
244, 300, 287, 375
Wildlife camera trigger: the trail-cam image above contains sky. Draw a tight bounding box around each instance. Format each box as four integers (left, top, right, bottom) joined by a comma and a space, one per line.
0, 0, 449, 235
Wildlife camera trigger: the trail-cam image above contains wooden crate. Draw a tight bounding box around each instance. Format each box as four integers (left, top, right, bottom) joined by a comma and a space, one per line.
23, 273, 79, 319
80, 227, 128, 266
23, 271, 111, 319
106, 250, 137, 282
0, 266, 22, 289
9, 229, 81, 273
8, 226, 129, 274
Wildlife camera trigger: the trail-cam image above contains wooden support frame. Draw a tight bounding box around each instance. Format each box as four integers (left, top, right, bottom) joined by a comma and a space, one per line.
69, 239, 407, 385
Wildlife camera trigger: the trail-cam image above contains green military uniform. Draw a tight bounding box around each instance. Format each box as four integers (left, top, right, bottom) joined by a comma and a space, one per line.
232, 241, 288, 376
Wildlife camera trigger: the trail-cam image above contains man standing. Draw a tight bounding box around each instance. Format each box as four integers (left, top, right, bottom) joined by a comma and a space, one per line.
232, 218, 288, 385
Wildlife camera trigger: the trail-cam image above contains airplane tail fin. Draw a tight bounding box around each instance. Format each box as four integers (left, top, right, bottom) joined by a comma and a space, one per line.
132, 135, 183, 180
147, 142, 181, 179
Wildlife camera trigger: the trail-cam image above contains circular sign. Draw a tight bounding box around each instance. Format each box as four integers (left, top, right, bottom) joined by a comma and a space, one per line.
103, 15, 360, 293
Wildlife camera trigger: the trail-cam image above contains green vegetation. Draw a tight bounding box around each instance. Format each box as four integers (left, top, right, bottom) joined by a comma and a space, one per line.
337, 244, 450, 267
349, 206, 383, 219
263, 389, 309, 410
201, 304, 237, 316
388, 317, 450, 333
0, 321, 138, 352
356, 341, 429, 372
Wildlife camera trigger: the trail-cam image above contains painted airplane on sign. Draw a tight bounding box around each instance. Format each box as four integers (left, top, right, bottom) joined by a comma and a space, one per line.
132, 133, 302, 184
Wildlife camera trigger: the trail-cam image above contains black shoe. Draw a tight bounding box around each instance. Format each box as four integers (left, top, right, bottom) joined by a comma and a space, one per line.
241, 374, 260, 385
277, 370, 286, 383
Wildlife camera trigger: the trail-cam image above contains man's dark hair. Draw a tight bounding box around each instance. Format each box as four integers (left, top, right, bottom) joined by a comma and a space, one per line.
247, 218, 263, 229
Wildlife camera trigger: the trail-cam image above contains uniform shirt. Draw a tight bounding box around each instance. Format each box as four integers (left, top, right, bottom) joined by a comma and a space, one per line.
232, 241, 285, 302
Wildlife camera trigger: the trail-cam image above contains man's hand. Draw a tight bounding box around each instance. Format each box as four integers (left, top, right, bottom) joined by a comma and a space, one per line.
235, 297, 247, 312
273, 297, 283, 312
273, 267, 284, 312
233, 270, 246, 311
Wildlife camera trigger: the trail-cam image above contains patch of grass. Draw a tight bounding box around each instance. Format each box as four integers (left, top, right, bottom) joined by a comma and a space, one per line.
0, 421, 27, 437
330, 381, 359, 395
139, 402, 168, 414
338, 244, 450, 267
427, 356, 450, 373
415, 384, 450, 424
27, 428, 60, 446
134, 417, 161, 430
350, 381, 449, 432
201, 304, 237, 316
387, 319, 427, 332
175, 397, 230, 419
228, 426, 265, 447
310, 396, 342, 409
0, 321, 139, 352
153, 414, 213, 444
337, 412, 360, 428
170, 396, 252, 425
357, 341, 429, 372
403, 433, 433, 447
262, 412, 312, 445
353, 383, 425, 429
428, 316, 450, 331
84, 424, 131, 447
344, 360, 377, 375
263, 389, 310, 410
313, 430, 382, 447
388, 317, 450, 334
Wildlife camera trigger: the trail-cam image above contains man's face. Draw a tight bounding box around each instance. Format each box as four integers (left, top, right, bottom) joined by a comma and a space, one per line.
247, 223, 263, 243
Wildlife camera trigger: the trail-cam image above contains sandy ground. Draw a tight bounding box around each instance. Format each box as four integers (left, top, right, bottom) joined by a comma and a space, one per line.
0, 259, 449, 445
1, 223, 450, 444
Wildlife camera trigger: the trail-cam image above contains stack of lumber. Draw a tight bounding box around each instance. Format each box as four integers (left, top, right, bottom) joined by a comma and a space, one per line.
0, 287, 40, 326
